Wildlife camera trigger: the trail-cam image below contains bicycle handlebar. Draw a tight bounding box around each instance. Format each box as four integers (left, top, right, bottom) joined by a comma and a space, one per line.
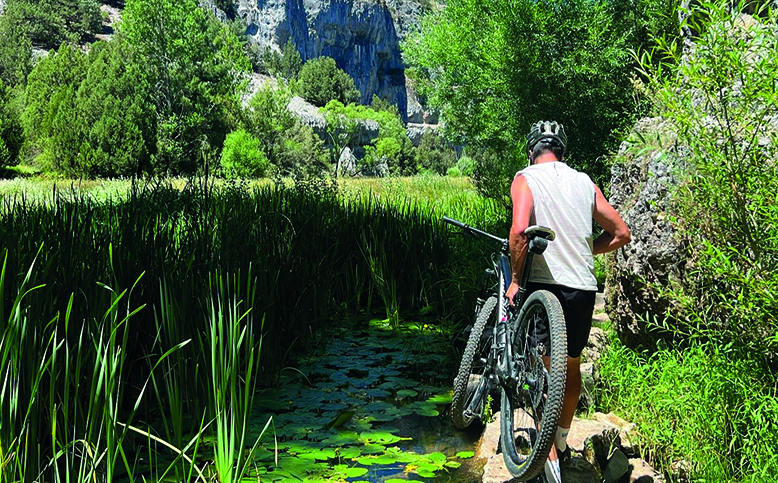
442, 216, 508, 246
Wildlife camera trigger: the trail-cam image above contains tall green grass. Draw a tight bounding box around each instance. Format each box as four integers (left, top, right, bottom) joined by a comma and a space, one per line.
0, 178, 469, 481
598, 338, 778, 482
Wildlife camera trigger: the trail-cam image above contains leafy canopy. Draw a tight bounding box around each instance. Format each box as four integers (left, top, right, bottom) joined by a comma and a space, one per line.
296, 57, 360, 107
122, 0, 251, 174
403, 0, 649, 200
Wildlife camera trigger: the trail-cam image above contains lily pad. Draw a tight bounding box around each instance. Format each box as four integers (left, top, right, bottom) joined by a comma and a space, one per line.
396, 389, 418, 398
426, 392, 453, 404
455, 451, 475, 459
359, 430, 410, 445
356, 455, 398, 466
361, 443, 386, 454
428, 452, 446, 462
445, 460, 462, 468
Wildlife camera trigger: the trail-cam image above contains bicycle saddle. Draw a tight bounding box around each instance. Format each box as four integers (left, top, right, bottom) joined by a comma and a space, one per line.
524, 225, 555, 241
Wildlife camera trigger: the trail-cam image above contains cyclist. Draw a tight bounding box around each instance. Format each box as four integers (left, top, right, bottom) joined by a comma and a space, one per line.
504, 121, 631, 481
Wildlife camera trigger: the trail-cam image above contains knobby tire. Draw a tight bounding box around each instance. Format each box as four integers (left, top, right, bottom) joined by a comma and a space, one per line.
500, 290, 567, 481
451, 296, 498, 429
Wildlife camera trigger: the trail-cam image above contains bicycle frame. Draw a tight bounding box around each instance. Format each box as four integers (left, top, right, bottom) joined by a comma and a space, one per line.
443, 217, 554, 416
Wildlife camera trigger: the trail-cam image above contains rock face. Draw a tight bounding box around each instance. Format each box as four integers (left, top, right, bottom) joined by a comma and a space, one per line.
605, 117, 687, 347
234, 0, 427, 118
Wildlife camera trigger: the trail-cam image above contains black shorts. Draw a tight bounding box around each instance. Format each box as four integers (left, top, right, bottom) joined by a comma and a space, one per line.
525, 282, 596, 358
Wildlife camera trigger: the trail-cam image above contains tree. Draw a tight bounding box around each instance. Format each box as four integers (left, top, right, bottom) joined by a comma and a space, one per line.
403, 0, 646, 200
0, 0, 101, 50
21, 40, 156, 176
296, 57, 360, 107
0, 14, 33, 87
415, 130, 456, 175
122, 0, 251, 174
0, 81, 24, 167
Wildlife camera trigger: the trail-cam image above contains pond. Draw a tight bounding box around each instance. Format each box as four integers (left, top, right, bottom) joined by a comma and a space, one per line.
248, 318, 486, 482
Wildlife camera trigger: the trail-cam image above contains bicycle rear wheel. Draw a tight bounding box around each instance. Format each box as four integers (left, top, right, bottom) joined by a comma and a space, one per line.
451, 295, 497, 429
500, 290, 567, 480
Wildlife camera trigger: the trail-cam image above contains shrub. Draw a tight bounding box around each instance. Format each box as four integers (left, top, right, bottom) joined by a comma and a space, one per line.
296, 57, 360, 107
446, 166, 462, 177
415, 131, 456, 175
220, 129, 269, 178
456, 155, 476, 177
244, 85, 329, 177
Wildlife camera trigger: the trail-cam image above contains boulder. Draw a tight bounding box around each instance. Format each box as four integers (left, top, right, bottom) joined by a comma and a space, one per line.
406, 123, 439, 147
287, 96, 327, 133
605, 117, 688, 347
629, 458, 665, 483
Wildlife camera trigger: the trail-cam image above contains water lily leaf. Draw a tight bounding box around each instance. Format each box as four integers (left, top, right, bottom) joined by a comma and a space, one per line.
414, 463, 441, 477
386, 480, 407, 483
322, 431, 360, 446
426, 393, 453, 404
338, 446, 362, 459
361, 443, 386, 454
364, 388, 390, 398
359, 430, 409, 445
333, 464, 369, 478
445, 460, 462, 468
252, 447, 276, 462
396, 389, 418, 398
320, 402, 349, 412
356, 455, 398, 466
297, 448, 337, 461
428, 452, 446, 462
277, 440, 311, 453
455, 451, 475, 459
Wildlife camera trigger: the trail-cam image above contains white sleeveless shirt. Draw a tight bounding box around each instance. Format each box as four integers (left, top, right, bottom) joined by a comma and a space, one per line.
517, 162, 598, 291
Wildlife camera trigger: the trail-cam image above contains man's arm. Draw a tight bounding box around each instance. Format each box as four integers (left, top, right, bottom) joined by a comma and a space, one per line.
505, 175, 533, 306
592, 185, 631, 255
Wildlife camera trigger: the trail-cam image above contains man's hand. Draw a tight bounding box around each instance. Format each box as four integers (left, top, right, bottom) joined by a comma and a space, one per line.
505, 282, 520, 307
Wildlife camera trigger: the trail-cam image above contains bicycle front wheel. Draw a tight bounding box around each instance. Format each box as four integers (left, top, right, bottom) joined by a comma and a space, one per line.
500, 290, 567, 480
451, 295, 497, 429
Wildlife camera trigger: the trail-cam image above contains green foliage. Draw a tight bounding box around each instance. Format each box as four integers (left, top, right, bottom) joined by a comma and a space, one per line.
403, 0, 648, 199
634, 1, 778, 357
455, 155, 476, 177
416, 130, 456, 175
296, 56, 360, 107
22, 41, 156, 176
0, 14, 33, 87
599, 339, 778, 481
244, 85, 328, 177
0, 82, 24, 167
0, 0, 102, 50
122, 0, 251, 174
220, 128, 269, 178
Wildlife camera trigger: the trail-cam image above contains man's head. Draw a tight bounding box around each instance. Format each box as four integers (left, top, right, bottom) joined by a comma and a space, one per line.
526, 121, 567, 163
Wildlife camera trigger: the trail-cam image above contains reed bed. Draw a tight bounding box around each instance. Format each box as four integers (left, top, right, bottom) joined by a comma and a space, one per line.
0, 179, 472, 482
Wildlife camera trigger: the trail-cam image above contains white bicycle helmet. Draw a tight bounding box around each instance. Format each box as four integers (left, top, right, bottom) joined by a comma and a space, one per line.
526, 120, 568, 155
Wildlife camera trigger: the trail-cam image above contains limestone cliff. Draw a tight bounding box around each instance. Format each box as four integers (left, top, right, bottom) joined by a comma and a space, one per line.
233, 0, 431, 119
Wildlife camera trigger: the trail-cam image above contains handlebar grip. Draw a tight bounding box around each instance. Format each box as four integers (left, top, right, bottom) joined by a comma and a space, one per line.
442, 216, 466, 229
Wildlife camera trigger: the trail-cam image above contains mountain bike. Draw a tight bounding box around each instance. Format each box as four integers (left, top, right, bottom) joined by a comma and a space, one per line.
445, 216, 567, 481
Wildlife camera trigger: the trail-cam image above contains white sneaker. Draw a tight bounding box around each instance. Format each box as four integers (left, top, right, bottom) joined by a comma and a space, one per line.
544, 458, 563, 483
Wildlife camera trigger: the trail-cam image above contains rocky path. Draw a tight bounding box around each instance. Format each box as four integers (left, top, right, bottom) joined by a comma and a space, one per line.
474, 294, 664, 483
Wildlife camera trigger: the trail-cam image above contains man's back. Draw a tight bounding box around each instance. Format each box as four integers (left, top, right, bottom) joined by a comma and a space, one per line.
518, 162, 597, 291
